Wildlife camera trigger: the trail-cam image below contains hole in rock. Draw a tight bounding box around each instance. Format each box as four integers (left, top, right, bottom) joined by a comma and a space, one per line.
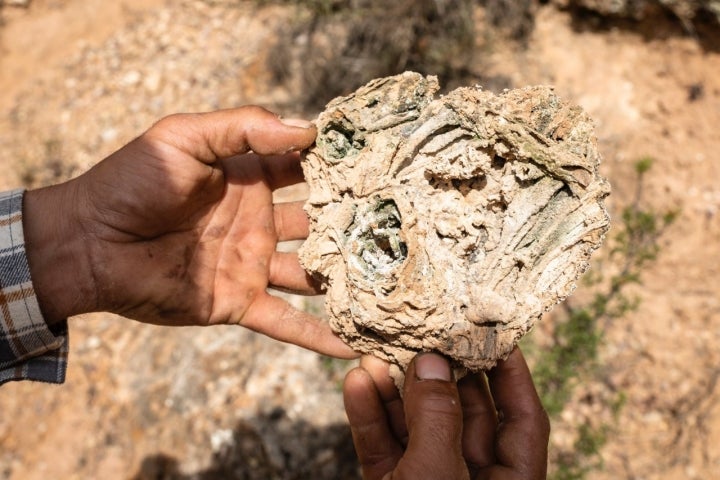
346, 199, 407, 281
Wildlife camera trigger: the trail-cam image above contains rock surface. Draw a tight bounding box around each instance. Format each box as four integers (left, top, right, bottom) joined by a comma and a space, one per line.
300, 72, 610, 374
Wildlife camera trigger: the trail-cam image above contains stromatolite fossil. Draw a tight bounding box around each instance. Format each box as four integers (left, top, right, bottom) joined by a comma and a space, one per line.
299, 72, 610, 375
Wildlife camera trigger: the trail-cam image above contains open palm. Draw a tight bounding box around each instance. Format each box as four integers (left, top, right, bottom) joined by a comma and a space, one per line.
26, 107, 355, 359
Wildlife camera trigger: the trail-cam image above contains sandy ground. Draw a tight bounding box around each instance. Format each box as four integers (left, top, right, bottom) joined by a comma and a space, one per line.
508, 9, 720, 478
0, 1, 719, 479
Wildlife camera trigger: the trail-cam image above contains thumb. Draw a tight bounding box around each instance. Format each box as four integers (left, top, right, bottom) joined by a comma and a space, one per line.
394, 353, 469, 480
143, 106, 317, 162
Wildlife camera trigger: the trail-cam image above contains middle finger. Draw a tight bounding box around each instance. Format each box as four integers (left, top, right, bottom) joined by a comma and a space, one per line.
274, 201, 309, 241
268, 251, 322, 295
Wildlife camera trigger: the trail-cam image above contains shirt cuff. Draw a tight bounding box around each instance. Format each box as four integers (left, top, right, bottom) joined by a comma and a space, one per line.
0, 189, 68, 385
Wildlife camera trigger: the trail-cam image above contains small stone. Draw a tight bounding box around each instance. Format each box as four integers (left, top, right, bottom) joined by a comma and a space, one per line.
120, 70, 141, 87
101, 128, 118, 143
143, 72, 162, 93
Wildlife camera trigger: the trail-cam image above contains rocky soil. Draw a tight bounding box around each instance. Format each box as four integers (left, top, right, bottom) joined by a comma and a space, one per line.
0, 1, 719, 479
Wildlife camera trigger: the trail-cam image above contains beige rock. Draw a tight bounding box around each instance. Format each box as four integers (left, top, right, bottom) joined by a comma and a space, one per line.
299, 72, 610, 376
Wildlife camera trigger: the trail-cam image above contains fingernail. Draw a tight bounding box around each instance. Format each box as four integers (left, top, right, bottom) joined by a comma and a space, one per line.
280, 117, 314, 129
415, 353, 451, 381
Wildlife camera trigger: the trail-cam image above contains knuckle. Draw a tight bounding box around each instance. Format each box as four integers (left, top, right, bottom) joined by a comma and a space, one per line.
150, 112, 195, 133
409, 387, 463, 425
238, 104, 274, 120
272, 207, 285, 236
416, 388, 461, 414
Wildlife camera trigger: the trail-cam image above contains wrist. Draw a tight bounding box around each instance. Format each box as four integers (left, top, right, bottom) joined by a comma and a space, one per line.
23, 180, 97, 324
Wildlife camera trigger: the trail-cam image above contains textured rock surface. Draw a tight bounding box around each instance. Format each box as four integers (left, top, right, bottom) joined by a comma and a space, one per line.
300, 72, 611, 373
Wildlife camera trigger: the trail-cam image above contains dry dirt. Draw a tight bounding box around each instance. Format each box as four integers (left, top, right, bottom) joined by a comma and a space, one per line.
0, 1, 719, 479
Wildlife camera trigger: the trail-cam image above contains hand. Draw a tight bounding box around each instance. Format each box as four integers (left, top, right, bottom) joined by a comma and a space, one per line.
23, 106, 356, 358
344, 348, 550, 479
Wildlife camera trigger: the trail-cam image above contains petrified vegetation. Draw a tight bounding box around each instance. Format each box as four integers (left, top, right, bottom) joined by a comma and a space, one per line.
299, 72, 610, 375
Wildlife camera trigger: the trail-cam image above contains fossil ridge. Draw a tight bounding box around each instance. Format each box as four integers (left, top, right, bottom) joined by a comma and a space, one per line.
299, 72, 611, 374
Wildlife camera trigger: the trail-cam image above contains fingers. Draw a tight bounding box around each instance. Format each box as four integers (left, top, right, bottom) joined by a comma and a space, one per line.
274, 201, 309, 241
144, 106, 317, 163
397, 354, 469, 479
268, 251, 322, 295
240, 292, 358, 359
360, 355, 408, 444
269, 202, 317, 294
457, 373, 497, 473
483, 347, 550, 479
259, 152, 306, 190
344, 367, 404, 480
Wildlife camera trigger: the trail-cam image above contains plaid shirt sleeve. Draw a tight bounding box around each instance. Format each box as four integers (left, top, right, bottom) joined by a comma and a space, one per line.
0, 189, 68, 385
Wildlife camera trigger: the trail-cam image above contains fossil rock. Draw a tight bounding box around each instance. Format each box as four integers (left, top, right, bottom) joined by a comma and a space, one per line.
299, 72, 610, 375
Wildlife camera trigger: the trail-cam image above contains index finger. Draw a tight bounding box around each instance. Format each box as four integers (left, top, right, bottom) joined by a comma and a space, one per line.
486, 347, 550, 478
240, 293, 358, 359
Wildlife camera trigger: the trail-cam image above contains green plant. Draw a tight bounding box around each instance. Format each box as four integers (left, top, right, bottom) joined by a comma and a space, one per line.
524, 157, 677, 479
